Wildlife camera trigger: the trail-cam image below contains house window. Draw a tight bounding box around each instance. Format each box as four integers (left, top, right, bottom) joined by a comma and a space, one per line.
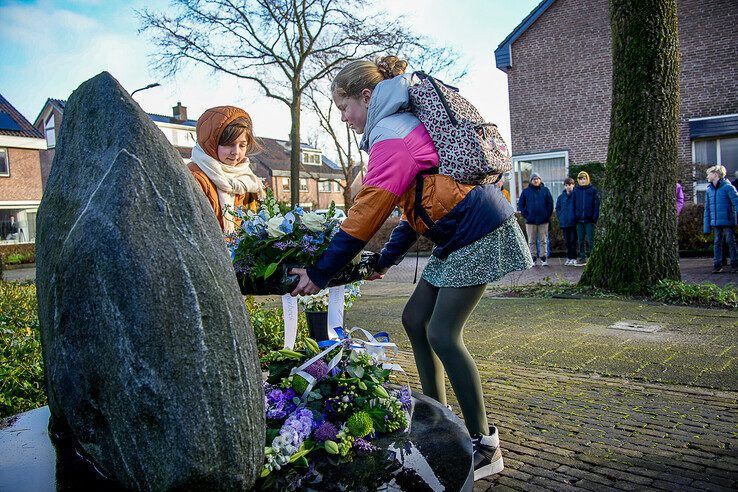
302, 153, 321, 165
692, 136, 738, 203
0, 148, 8, 176
510, 151, 569, 204
44, 116, 56, 148
282, 177, 290, 191
318, 181, 332, 192
300, 178, 309, 191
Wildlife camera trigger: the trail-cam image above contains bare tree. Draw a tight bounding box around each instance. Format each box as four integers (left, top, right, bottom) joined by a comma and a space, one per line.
139, 0, 438, 206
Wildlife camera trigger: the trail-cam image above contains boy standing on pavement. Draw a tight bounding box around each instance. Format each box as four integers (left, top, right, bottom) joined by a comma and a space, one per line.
703, 165, 738, 273
518, 172, 553, 266
572, 171, 600, 266
556, 177, 577, 265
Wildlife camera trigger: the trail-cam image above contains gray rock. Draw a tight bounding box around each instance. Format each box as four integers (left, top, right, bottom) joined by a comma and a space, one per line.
35, 72, 264, 490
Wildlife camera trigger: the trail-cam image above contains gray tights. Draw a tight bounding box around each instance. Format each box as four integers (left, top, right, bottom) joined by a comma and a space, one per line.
401, 279, 489, 436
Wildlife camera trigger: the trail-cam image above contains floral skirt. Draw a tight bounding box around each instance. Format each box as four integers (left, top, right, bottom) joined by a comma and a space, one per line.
421, 217, 533, 288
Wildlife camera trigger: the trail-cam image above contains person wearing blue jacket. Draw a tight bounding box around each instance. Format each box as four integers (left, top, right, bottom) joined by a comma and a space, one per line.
556, 177, 577, 265
703, 165, 738, 273
572, 171, 600, 266
518, 172, 553, 266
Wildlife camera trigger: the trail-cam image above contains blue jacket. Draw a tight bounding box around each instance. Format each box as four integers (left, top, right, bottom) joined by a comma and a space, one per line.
573, 184, 600, 223
518, 184, 553, 225
555, 190, 575, 228
703, 179, 738, 233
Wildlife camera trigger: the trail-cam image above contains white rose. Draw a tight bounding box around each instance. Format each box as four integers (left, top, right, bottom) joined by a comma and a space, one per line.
301, 212, 326, 232
266, 216, 286, 238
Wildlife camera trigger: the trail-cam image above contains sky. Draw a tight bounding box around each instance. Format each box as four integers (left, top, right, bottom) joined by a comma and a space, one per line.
0, 0, 541, 152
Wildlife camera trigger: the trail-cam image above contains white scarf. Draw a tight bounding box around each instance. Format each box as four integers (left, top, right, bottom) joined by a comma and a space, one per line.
190, 143, 264, 233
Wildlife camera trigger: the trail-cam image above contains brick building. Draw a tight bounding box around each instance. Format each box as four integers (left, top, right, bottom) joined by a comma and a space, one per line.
34, 100, 347, 211
495, 0, 738, 202
0, 93, 46, 244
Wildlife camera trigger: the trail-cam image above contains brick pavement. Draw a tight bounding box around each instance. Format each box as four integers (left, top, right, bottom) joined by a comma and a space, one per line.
392, 350, 738, 491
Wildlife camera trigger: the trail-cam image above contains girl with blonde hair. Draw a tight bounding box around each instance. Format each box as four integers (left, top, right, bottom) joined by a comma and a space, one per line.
290, 56, 532, 480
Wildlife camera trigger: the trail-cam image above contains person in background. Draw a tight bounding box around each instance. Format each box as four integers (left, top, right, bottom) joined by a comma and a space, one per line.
676, 180, 685, 216
556, 178, 577, 266
732, 170, 738, 190
496, 176, 511, 203
189, 106, 264, 233
572, 171, 600, 266
517, 172, 553, 266
703, 165, 738, 274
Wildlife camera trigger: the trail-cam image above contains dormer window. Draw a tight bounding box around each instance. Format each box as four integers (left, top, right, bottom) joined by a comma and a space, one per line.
302, 152, 321, 166
45, 115, 55, 148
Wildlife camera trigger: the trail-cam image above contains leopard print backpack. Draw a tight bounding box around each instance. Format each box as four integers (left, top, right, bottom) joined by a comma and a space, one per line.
408, 72, 512, 184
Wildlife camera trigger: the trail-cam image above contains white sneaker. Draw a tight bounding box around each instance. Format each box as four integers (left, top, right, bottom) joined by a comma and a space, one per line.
540, 258, 548, 267
472, 426, 504, 480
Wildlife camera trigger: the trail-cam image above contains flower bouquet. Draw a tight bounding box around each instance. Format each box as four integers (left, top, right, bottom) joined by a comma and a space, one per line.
259, 333, 412, 485
229, 190, 379, 295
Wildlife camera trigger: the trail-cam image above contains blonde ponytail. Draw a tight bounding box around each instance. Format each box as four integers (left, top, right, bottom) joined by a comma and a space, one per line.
331, 55, 409, 98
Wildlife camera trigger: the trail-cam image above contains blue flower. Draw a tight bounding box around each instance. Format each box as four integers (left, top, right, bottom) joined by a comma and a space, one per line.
293, 206, 304, 216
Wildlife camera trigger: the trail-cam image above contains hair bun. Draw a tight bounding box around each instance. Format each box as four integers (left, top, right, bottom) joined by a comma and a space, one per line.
376, 55, 408, 79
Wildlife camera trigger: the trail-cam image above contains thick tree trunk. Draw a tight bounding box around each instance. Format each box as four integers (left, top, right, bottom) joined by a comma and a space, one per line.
579, 0, 681, 293
289, 93, 301, 207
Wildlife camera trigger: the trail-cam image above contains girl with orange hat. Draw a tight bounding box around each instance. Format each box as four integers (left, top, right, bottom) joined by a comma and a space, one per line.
189, 106, 265, 233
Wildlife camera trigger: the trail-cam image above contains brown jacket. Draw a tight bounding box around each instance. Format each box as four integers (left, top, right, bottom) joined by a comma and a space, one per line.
188, 163, 258, 229
190, 106, 259, 230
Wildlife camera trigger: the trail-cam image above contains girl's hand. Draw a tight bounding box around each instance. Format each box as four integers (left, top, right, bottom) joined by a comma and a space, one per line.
366, 272, 384, 281
289, 268, 321, 296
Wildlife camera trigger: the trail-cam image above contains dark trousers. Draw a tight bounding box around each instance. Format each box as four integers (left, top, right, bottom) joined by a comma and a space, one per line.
562, 226, 577, 260
576, 222, 595, 260
713, 227, 737, 268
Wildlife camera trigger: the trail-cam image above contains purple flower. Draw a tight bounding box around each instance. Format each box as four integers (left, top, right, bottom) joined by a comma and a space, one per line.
305, 360, 329, 381
397, 386, 412, 411
283, 408, 314, 446
265, 387, 297, 420
313, 421, 338, 442
353, 438, 377, 454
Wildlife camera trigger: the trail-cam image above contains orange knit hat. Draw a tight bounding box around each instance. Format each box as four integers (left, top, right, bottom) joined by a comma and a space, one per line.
196, 106, 251, 160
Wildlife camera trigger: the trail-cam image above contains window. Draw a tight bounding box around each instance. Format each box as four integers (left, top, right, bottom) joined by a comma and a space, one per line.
281, 177, 290, 191
692, 136, 738, 203
510, 151, 569, 204
0, 148, 8, 176
318, 181, 332, 192
300, 178, 309, 191
44, 115, 55, 148
302, 153, 321, 165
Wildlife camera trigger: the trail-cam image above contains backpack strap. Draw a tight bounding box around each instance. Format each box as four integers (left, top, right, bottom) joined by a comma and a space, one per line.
412, 71, 459, 126
414, 168, 439, 230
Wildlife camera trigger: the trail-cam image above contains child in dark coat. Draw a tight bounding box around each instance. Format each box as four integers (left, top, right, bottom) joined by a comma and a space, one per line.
555, 177, 577, 265
572, 171, 600, 266
703, 165, 738, 273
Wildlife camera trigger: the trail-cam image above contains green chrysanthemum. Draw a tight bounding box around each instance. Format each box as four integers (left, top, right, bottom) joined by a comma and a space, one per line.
346, 411, 373, 438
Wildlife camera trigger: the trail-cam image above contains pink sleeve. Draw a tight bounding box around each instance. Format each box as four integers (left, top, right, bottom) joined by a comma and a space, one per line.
363, 139, 418, 197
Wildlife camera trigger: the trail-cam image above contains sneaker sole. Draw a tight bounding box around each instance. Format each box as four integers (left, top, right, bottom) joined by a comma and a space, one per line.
474, 455, 504, 481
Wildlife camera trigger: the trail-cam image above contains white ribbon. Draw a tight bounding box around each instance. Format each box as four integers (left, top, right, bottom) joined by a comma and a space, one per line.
282, 294, 299, 349
326, 285, 345, 340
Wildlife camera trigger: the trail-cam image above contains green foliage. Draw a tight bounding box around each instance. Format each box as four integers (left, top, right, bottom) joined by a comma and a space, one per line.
649, 280, 737, 309
245, 297, 309, 358
0, 243, 35, 265
678, 203, 712, 252
346, 411, 373, 438
0, 282, 46, 418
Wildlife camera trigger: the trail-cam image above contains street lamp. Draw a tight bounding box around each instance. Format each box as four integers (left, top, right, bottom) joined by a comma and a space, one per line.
130, 83, 161, 97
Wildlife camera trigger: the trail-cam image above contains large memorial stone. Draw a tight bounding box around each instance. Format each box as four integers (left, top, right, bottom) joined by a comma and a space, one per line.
35, 72, 264, 490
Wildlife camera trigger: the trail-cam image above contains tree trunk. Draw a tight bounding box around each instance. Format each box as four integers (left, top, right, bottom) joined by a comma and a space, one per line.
579, 0, 681, 294
289, 93, 302, 207
343, 183, 353, 211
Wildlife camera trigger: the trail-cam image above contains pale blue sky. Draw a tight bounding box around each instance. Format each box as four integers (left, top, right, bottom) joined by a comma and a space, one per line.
0, 0, 540, 146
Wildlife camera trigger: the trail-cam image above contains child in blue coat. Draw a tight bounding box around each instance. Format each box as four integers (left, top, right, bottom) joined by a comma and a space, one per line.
572, 171, 600, 266
555, 177, 577, 265
517, 172, 553, 266
703, 165, 738, 273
